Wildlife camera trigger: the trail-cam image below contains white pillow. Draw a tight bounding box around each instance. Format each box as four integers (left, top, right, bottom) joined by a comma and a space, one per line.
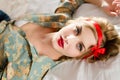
43, 54, 120, 80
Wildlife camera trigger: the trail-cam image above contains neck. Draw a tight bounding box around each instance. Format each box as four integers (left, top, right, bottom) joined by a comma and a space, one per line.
39, 32, 63, 60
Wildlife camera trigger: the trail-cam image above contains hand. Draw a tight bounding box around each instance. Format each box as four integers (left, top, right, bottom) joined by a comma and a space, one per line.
101, 0, 120, 16
112, 0, 120, 15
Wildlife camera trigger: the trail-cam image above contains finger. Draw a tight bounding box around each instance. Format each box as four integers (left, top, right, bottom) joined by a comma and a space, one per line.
116, 10, 120, 16
104, 11, 118, 16
114, 4, 120, 10
112, 1, 120, 5
110, 12, 119, 16
112, 0, 120, 6
117, 4, 120, 8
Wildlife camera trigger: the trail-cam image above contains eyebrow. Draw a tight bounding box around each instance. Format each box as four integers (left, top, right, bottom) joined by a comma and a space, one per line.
81, 42, 86, 50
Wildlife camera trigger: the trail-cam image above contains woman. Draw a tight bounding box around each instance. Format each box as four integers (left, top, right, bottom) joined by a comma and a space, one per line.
0, 0, 120, 80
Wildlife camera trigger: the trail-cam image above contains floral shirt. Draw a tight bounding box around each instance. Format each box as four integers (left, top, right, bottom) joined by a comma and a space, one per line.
0, 0, 84, 80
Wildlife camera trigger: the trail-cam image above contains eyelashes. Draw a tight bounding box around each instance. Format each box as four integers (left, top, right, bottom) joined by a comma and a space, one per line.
78, 43, 83, 51
75, 26, 82, 35
74, 26, 83, 51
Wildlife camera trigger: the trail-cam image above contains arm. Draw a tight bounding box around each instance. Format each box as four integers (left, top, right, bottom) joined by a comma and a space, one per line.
21, 0, 85, 21
55, 0, 85, 16
18, 14, 69, 28
85, 0, 120, 16
84, 0, 103, 7
18, 0, 85, 29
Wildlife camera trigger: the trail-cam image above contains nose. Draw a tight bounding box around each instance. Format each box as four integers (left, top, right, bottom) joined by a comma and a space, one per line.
65, 35, 79, 44
66, 35, 76, 39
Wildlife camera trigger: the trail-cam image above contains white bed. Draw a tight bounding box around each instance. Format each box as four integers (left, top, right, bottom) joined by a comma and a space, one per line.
0, 0, 120, 80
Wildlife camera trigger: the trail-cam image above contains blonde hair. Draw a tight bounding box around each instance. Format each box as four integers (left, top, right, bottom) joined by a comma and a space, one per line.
88, 17, 120, 63
62, 17, 120, 63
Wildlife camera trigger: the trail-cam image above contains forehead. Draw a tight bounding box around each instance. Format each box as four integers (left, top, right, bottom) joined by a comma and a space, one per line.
78, 22, 98, 50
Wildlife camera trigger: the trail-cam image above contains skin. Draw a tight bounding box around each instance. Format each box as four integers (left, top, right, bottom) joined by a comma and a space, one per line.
101, 0, 120, 16
52, 21, 97, 57
85, 0, 120, 16
21, 21, 98, 60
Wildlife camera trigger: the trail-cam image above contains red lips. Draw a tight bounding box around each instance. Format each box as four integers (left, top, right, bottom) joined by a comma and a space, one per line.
57, 36, 64, 48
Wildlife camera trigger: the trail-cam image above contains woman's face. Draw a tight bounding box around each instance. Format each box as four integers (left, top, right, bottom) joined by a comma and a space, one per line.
52, 21, 98, 57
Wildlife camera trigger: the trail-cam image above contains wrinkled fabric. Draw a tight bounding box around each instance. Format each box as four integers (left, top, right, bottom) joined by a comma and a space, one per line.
0, 21, 58, 80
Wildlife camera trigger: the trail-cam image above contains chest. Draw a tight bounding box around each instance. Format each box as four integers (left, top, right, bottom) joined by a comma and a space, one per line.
21, 23, 56, 53
21, 22, 56, 36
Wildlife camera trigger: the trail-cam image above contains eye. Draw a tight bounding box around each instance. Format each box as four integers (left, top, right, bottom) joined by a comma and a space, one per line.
75, 26, 82, 35
77, 43, 83, 51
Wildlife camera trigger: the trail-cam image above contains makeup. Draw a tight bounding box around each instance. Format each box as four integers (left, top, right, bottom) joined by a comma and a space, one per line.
57, 36, 64, 48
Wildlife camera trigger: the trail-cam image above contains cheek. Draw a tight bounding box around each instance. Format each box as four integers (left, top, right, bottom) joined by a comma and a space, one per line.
60, 27, 73, 34
64, 46, 81, 57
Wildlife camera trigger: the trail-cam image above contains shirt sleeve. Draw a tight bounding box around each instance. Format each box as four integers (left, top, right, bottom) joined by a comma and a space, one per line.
55, 0, 85, 16
19, 0, 85, 29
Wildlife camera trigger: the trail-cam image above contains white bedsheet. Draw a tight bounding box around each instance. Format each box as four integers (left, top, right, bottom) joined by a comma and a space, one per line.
44, 55, 120, 80
0, 0, 59, 19
0, 0, 120, 80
